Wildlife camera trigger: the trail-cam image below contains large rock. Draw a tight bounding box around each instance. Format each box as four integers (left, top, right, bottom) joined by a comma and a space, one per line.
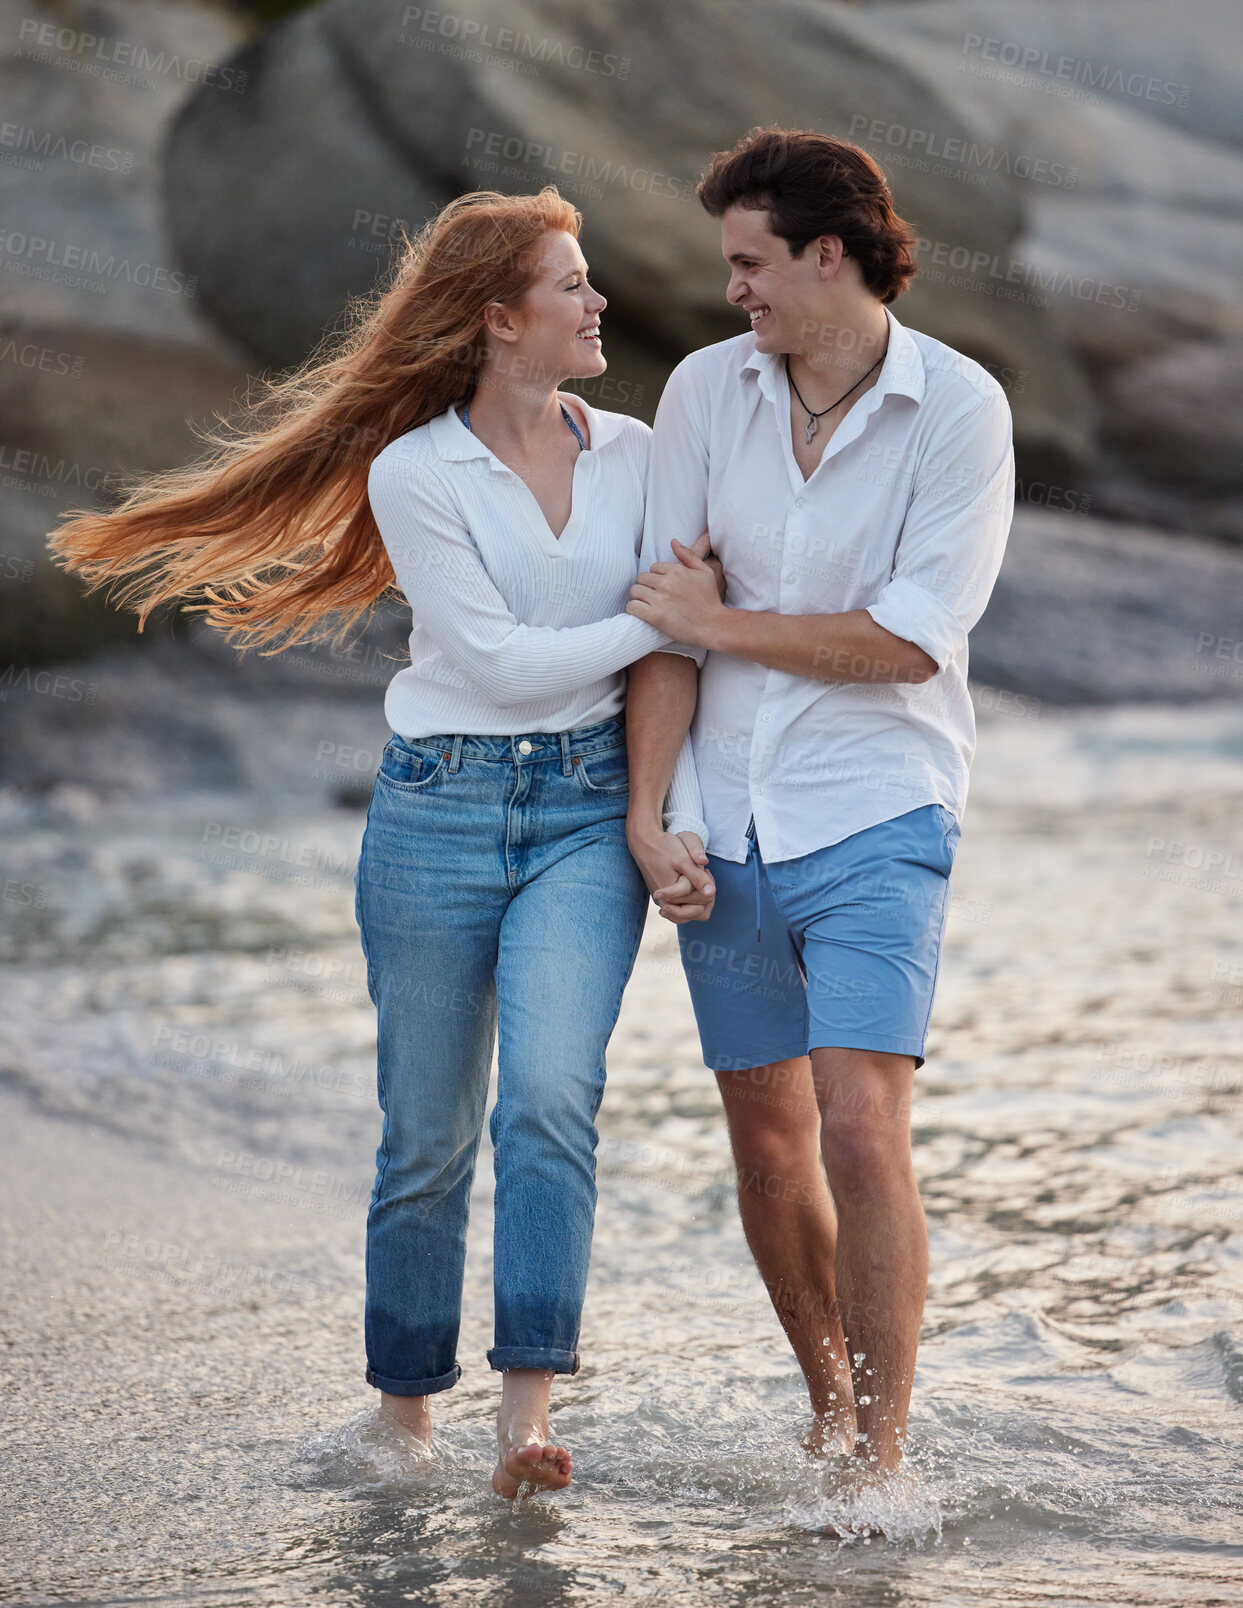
868, 0, 1243, 361
969, 505, 1243, 704
162, 6, 452, 376
163, 0, 1092, 483
1100, 339, 1243, 491
864, 0, 1243, 532
1089, 339, 1243, 543
868, 0, 1241, 152
0, 0, 256, 662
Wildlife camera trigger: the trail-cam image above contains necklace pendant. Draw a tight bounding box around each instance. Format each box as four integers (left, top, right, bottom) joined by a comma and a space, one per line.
804, 415, 818, 445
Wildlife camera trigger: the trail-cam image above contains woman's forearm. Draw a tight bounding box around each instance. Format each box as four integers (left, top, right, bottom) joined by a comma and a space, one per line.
625, 650, 698, 842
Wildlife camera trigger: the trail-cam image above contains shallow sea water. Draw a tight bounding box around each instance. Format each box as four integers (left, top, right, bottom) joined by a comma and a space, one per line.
2, 702, 1241, 1606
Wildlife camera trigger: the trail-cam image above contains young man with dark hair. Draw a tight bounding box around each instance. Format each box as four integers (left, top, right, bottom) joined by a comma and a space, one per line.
624, 127, 1015, 1479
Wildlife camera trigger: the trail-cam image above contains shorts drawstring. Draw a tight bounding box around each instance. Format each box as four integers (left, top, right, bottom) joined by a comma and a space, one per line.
748, 815, 761, 942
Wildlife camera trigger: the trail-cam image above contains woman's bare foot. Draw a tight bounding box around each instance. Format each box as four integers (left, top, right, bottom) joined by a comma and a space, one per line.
492, 1433, 573, 1498
492, 1368, 571, 1500
379, 1390, 432, 1447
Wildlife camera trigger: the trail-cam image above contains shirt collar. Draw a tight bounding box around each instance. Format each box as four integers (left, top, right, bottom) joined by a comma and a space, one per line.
428, 392, 626, 464
740, 301, 925, 409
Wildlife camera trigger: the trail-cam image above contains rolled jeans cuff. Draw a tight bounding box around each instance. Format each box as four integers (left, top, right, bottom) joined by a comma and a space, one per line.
366, 1362, 461, 1395
487, 1346, 580, 1375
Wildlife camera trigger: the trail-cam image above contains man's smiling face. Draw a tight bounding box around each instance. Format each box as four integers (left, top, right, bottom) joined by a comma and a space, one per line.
720, 202, 836, 355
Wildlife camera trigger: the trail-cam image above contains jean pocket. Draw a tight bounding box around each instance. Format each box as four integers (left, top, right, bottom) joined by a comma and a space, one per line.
571, 743, 631, 795
376, 736, 450, 792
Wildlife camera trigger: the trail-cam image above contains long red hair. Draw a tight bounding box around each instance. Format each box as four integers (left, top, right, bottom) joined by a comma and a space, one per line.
47, 186, 582, 651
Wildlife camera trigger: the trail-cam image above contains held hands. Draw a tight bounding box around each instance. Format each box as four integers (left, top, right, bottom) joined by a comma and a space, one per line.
657, 830, 715, 922
627, 530, 728, 643
627, 828, 716, 924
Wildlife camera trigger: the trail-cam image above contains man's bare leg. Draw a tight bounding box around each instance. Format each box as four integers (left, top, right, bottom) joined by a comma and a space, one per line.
491, 1368, 572, 1498
716, 1056, 856, 1452
809, 1047, 927, 1475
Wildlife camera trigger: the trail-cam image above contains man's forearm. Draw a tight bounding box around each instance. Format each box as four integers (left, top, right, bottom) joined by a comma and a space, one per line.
625, 650, 697, 840
703, 606, 937, 683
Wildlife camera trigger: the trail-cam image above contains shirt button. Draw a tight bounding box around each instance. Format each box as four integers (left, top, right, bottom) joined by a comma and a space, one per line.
761, 713, 771, 722
517, 739, 533, 755
795, 498, 805, 508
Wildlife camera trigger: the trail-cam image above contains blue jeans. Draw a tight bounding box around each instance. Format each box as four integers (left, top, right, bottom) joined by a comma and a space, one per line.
353, 714, 648, 1396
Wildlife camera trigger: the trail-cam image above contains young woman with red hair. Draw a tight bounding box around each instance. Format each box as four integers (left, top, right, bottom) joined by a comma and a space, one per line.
49, 186, 721, 1499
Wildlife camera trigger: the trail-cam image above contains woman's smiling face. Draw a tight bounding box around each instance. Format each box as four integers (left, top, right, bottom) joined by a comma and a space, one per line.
489, 229, 608, 385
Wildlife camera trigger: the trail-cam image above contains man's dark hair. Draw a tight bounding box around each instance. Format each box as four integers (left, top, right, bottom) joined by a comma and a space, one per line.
696, 126, 918, 304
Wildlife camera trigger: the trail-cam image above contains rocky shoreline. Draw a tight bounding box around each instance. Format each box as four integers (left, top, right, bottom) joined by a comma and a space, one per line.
3, 0, 1239, 745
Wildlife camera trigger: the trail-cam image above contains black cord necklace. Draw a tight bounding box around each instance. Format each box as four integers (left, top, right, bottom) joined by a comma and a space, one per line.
785, 339, 887, 445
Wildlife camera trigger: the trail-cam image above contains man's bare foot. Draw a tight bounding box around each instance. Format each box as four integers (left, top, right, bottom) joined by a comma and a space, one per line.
803, 1376, 857, 1460
819, 1514, 884, 1541
816, 1453, 891, 1539
803, 1414, 856, 1459
379, 1391, 432, 1448
492, 1434, 572, 1499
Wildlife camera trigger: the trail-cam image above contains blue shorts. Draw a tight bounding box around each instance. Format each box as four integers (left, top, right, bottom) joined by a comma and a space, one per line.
676, 804, 960, 1072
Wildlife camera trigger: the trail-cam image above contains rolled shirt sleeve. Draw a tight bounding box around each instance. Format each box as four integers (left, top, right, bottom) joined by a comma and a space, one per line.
368, 448, 675, 703
865, 387, 1016, 673
637, 356, 711, 670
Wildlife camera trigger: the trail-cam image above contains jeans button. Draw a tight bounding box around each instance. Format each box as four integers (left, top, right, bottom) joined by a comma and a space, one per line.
517, 739, 532, 754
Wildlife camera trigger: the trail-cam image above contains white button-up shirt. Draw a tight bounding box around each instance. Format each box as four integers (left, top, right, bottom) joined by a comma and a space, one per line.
639, 302, 1016, 865
366, 396, 707, 836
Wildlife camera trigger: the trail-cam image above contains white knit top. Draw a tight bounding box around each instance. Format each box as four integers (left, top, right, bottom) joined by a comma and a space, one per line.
365, 394, 708, 843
